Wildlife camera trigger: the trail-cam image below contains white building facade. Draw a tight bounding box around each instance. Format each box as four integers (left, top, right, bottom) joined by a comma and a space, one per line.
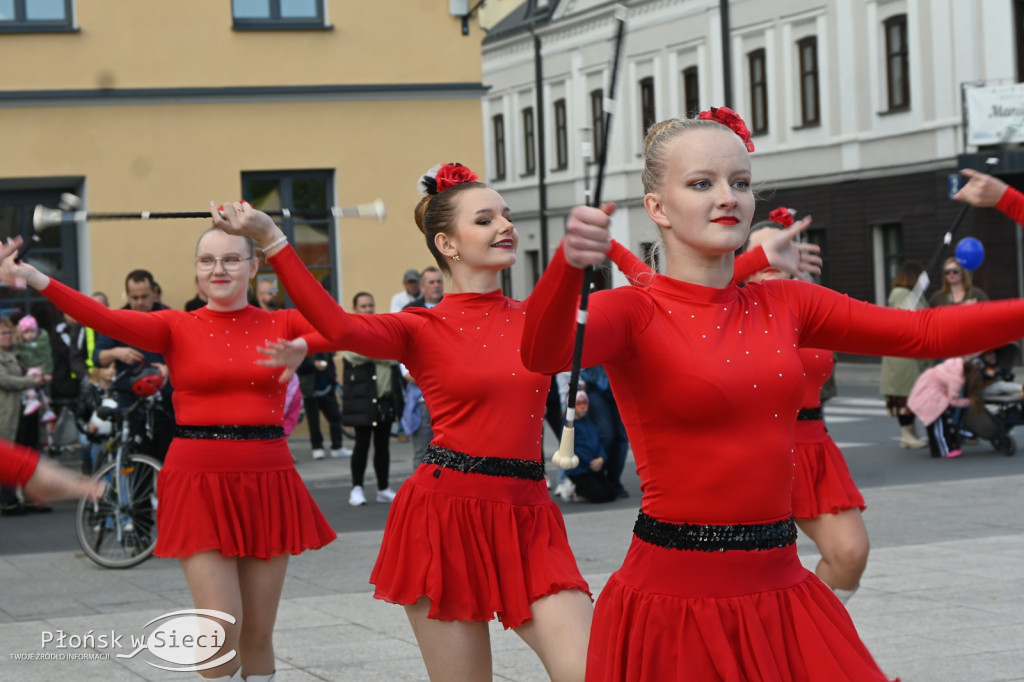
482, 0, 1024, 304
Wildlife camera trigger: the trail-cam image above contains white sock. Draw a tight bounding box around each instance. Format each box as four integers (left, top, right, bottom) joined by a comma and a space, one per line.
833, 586, 859, 604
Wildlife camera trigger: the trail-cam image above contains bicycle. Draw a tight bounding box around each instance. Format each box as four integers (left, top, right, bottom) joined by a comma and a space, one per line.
74, 368, 166, 569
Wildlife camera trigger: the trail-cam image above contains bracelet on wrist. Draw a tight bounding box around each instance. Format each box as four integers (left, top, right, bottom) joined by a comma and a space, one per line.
259, 236, 288, 254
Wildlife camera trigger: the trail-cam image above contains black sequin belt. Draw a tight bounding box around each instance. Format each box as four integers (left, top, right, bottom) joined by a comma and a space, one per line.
633, 511, 797, 552
423, 445, 545, 481
175, 424, 285, 441
797, 407, 823, 421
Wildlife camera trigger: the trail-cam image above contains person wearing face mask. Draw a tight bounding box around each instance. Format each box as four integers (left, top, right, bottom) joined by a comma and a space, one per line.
0, 217, 337, 682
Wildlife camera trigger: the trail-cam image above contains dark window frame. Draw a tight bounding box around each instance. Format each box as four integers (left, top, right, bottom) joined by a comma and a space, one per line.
553, 99, 568, 171
639, 77, 657, 138
0, 183, 81, 327
884, 14, 910, 111
797, 36, 820, 126
492, 113, 507, 181
241, 170, 337, 306
231, 0, 329, 31
682, 66, 700, 119
0, 0, 74, 33
748, 49, 768, 134
521, 107, 536, 177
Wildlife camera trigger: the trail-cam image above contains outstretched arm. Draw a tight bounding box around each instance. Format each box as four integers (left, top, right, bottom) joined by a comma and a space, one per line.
789, 279, 1024, 359
0, 240, 170, 352
0, 441, 103, 503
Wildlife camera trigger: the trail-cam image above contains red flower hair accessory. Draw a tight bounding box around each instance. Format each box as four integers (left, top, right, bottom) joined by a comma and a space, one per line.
768, 207, 796, 228
418, 162, 479, 195
699, 106, 755, 152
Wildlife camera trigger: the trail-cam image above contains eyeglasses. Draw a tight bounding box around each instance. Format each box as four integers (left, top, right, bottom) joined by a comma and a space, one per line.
195, 256, 254, 272
944, 268, 961, 275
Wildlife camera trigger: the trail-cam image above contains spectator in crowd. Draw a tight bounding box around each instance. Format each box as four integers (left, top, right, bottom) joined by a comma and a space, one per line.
389, 268, 421, 313
0, 317, 49, 516
297, 351, 352, 460
341, 292, 401, 506
93, 269, 175, 462
402, 267, 444, 310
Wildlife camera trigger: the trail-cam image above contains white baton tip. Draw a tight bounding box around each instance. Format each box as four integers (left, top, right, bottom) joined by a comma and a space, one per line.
74, 210, 87, 222
576, 309, 589, 324
614, 4, 629, 21
282, 208, 291, 219
986, 157, 999, 165
141, 211, 150, 220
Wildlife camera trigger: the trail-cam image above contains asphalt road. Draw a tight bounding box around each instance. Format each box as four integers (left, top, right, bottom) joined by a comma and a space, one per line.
4, 382, 1023, 558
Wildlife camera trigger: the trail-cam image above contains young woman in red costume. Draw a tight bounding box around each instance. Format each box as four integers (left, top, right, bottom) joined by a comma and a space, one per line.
211, 164, 593, 682
520, 109, 1024, 681
0, 226, 337, 682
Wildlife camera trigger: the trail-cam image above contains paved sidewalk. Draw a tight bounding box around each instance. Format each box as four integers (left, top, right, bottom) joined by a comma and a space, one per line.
2, 472, 1023, 681
2, 361, 1023, 681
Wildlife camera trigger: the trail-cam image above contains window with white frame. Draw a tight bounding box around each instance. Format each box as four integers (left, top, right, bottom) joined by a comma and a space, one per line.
884, 14, 909, 110
0, 0, 73, 31
590, 89, 604, 161
797, 36, 820, 126
553, 99, 568, 170
682, 67, 700, 119
232, 0, 325, 29
639, 77, 656, 139
492, 114, 507, 180
748, 49, 768, 134
522, 107, 536, 176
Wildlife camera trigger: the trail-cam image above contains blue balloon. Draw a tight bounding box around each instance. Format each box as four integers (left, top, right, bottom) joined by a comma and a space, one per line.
955, 237, 985, 271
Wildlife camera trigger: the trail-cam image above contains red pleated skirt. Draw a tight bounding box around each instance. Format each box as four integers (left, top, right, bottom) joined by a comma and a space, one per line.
791, 421, 866, 519
370, 462, 590, 629
154, 437, 337, 559
588, 535, 897, 682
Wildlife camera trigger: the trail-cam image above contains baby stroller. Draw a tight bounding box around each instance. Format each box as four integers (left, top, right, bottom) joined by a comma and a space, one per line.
959, 342, 1024, 456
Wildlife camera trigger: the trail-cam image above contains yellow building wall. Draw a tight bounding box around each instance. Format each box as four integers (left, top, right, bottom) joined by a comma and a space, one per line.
0, 1, 486, 312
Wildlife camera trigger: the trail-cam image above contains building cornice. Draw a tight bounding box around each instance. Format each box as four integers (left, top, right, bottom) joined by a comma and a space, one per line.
0, 82, 490, 108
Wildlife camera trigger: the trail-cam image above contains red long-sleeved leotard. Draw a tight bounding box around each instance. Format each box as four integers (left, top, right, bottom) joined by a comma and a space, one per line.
40, 278, 333, 425
268, 246, 549, 460
523, 246, 1024, 525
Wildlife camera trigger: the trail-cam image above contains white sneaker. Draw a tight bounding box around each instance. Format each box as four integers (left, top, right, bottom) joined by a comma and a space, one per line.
348, 486, 367, 506
554, 480, 576, 502
23, 399, 41, 416
311, 448, 326, 460
330, 446, 353, 458
376, 487, 396, 503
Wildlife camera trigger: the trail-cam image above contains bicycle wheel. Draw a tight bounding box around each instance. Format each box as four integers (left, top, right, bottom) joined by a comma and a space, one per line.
75, 454, 162, 569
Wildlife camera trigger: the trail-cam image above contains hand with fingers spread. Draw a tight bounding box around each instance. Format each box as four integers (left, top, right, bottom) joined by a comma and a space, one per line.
564, 202, 616, 268
258, 337, 309, 384
954, 168, 1008, 208
761, 216, 822, 280
209, 201, 286, 255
